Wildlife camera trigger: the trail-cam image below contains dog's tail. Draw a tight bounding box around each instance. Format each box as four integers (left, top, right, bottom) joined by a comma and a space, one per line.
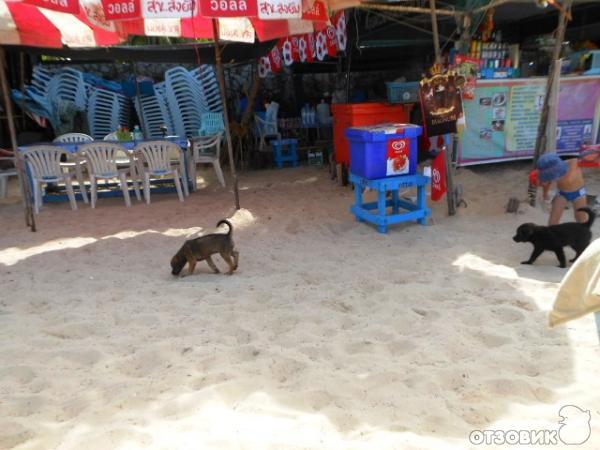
578, 207, 596, 228
217, 219, 233, 236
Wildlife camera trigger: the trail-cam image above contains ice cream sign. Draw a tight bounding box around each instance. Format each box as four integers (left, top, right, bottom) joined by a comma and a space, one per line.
387, 138, 411, 175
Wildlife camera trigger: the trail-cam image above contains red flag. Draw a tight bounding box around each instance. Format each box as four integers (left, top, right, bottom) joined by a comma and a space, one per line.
306, 32, 316, 62
431, 150, 447, 201
290, 35, 300, 61
24, 0, 79, 14
302, 0, 327, 21
269, 45, 283, 73
325, 25, 338, 57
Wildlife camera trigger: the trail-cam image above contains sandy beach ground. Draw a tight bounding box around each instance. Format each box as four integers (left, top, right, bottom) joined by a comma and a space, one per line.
0, 161, 599, 449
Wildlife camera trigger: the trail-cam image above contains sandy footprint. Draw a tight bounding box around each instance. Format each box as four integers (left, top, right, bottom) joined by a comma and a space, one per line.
492, 306, 526, 324
386, 339, 417, 356
0, 422, 35, 449
474, 331, 513, 348
43, 321, 98, 340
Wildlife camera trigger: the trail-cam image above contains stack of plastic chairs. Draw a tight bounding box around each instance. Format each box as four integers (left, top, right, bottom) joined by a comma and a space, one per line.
190, 65, 223, 113
164, 67, 209, 138
87, 88, 131, 139
46, 68, 88, 111
133, 81, 175, 139
31, 66, 53, 94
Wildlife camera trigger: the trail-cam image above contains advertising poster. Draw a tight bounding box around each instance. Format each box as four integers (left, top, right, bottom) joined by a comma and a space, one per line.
458, 76, 600, 165
419, 66, 465, 137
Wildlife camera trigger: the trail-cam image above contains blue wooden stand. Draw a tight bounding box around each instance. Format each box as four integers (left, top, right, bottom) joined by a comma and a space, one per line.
349, 172, 431, 233
272, 139, 299, 168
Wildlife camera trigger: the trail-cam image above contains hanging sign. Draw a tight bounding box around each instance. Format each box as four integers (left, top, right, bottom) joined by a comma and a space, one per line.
307, 32, 316, 62
102, 0, 141, 20
297, 35, 308, 62
143, 18, 182, 35
333, 10, 346, 51
81, 0, 116, 30
302, 0, 327, 21
325, 25, 338, 57
315, 29, 327, 61
258, 0, 302, 20
218, 17, 255, 42
269, 45, 283, 72
199, 0, 257, 17
24, 0, 80, 13
142, 0, 196, 18
419, 65, 465, 137
258, 56, 272, 78
280, 38, 294, 66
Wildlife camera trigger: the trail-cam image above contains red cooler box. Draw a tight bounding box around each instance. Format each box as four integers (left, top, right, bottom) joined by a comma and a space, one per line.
331, 103, 412, 166
346, 123, 422, 179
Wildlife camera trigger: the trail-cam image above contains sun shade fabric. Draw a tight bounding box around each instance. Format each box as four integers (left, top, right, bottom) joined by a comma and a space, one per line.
0, 0, 335, 48
2, 0, 122, 47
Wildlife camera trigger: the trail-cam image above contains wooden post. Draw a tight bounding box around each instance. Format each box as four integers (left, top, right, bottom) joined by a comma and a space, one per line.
212, 19, 240, 210
0, 47, 35, 231
19, 52, 26, 128
131, 62, 149, 139
445, 133, 456, 216
430, 0, 442, 64
529, 0, 572, 206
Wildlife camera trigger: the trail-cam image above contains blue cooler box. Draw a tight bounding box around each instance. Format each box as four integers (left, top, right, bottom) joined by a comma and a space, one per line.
346, 123, 422, 179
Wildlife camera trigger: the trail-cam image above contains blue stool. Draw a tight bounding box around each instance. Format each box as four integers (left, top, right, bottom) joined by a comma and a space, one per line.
349, 172, 431, 233
272, 139, 299, 168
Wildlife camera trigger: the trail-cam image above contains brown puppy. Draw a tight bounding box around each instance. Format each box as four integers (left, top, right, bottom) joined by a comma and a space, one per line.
171, 219, 239, 276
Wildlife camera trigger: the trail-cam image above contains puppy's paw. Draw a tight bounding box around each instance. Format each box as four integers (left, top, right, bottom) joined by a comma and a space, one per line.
521, 261, 532, 265
213, 269, 220, 274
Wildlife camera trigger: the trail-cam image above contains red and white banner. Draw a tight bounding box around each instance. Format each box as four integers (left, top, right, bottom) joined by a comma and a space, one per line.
302, 0, 326, 21
24, 0, 80, 13
1, 0, 122, 47
325, 25, 337, 57
199, 0, 257, 17
269, 45, 283, 72
142, 0, 196, 18
280, 38, 293, 66
431, 150, 447, 201
258, 56, 272, 78
258, 0, 301, 20
218, 17, 254, 42
332, 10, 346, 51
102, 0, 140, 20
306, 31, 316, 61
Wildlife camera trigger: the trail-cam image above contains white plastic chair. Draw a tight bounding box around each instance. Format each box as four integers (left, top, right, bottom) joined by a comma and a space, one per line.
78, 143, 141, 208
21, 146, 78, 214
53, 132, 93, 204
189, 132, 225, 189
0, 157, 17, 198
133, 140, 187, 204
255, 101, 281, 152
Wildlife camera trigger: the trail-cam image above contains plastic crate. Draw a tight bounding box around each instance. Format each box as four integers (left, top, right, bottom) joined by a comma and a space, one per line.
346, 123, 422, 179
386, 82, 420, 104
331, 103, 412, 166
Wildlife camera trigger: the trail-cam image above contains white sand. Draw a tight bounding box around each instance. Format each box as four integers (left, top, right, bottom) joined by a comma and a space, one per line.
0, 163, 599, 450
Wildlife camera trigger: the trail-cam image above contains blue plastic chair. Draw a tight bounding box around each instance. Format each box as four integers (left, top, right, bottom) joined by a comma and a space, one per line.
198, 112, 225, 136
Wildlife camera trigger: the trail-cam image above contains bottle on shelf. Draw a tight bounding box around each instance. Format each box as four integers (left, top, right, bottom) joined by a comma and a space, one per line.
133, 125, 143, 141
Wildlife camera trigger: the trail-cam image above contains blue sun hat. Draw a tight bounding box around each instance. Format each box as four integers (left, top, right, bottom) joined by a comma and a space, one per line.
537, 153, 569, 182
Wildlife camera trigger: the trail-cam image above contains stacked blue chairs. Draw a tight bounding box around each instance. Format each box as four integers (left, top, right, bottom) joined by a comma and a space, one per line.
47, 68, 88, 111
87, 88, 131, 139
133, 87, 175, 139
164, 67, 209, 138
190, 65, 223, 113
31, 66, 53, 95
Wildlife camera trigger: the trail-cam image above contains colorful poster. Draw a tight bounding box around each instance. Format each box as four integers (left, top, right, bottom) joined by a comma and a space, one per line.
460, 85, 508, 161
419, 67, 465, 137
458, 76, 600, 165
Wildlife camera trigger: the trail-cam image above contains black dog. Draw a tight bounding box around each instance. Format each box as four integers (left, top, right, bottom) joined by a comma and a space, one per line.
513, 207, 595, 268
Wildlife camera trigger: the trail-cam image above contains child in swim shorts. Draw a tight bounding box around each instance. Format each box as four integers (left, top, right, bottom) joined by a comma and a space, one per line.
537, 153, 588, 225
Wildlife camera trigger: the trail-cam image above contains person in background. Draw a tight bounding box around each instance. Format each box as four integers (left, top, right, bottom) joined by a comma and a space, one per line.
537, 153, 588, 225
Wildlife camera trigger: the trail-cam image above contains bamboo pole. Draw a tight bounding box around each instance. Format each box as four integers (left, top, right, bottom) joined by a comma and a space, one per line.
430, 0, 442, 64
0, 47, 36, 231
212, 19, 240, 210
529, 0, 572, 206
357, 3, 457, 16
